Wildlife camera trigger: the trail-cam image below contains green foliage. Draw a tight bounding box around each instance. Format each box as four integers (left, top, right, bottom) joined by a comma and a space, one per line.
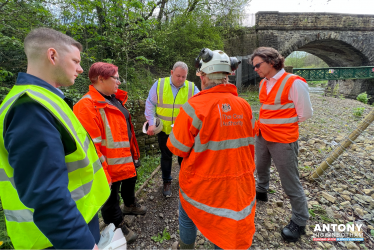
308, 205, 333, 222
308, 209, 316, 217
308, 80, 328, 87
268, 189, 276, 194
357, 92, 369, 104
135, 155, 160, 191
151, 228, 170, 243
59, 88, 84, 104
0, 68, 13, 83
0, 1, 53, 85
0, 86, 11, 103
0, 201, 14, 249
353, 107, 365, 117
0, 0, 248, 96
285, 51, 328, 68
153, 12, 224, 80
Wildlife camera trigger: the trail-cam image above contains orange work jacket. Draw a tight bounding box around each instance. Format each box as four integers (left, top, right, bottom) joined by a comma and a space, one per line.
258, 72, 307, 143
167, 84, 256, 249
73, 85, 140, 184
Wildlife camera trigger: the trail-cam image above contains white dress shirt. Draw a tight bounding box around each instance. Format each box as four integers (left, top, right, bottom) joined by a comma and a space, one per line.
264, 69, 313, 122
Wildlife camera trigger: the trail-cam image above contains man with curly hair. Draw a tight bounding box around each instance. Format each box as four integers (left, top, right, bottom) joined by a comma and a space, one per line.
251, 47, 313, 243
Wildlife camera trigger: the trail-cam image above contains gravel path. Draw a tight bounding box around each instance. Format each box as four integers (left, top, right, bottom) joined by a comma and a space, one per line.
111, 94, 374, 250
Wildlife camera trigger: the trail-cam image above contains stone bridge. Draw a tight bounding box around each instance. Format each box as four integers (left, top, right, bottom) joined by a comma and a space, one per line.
224, 12, 374, 102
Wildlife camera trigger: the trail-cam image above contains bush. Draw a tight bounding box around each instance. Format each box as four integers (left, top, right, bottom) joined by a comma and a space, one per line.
0, 86, 11, 103
357, 92, 369, 104
353, 107, 365, 117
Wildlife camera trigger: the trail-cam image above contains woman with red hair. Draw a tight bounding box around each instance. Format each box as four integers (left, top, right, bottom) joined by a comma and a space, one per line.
73, 62, 146, 244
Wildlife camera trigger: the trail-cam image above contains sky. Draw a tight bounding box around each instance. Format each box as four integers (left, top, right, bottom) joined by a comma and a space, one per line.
244, 0, 373, 26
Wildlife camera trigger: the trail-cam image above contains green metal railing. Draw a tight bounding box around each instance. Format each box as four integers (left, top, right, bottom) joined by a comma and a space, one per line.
293, 66, 374, 81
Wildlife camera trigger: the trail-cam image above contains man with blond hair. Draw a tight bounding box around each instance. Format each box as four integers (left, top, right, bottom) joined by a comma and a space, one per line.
0, 28, 110, 249
145, 61, 199, 197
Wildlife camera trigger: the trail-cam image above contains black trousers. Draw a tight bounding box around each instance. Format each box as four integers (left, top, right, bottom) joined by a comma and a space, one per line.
157, 131, 183, 182
101, 175, 137, 226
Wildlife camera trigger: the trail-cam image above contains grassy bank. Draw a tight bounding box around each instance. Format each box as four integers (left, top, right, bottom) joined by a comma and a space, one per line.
0, 201, 13, 249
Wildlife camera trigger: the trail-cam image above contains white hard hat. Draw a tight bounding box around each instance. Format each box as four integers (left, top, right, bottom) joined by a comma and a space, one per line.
195, 48, 240, 76
142, 117, 163, 135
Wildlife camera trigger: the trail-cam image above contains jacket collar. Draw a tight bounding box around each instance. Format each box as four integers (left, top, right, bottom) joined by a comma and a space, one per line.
16, 72, 65, 99
194, 83, 238, 98
264, 68, 286, 82
87, 85, 128, 108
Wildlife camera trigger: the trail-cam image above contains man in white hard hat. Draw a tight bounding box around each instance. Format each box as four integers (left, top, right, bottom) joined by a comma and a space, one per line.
167, 49, 256, 249
144, 61, 199, 197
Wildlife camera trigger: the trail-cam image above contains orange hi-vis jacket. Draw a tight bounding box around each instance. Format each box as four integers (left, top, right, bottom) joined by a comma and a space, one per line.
73, 85, 140, 184
258, 72, 307, 143
167, 84, 256, 249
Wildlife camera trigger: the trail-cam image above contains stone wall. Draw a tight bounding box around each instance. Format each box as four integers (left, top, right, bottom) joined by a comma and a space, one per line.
224, 28, 257, 56
256, 12, 374, 31
127, 100, 160, 155
327, 79, 374, 104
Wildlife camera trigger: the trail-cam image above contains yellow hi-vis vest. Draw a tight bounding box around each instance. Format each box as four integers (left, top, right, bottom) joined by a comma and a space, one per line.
156, 77, 194, 134
0, 84, 110, 249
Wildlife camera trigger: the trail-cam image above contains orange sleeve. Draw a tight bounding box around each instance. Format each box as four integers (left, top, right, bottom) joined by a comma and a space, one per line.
167, 107, 196, 158
73, 100, 112, 184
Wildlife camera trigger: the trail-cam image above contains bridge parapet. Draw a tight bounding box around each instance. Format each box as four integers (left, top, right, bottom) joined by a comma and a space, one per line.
256, 11, 374, 31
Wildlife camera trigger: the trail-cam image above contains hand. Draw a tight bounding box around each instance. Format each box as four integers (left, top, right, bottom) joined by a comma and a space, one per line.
147, 125, 155, 136
93, 244, 99, 250
109, 182, 112, 188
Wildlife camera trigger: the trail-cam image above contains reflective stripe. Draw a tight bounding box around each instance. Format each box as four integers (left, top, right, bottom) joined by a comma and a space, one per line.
29, 90, 83, 149
71, 180, 92, 201
1, 90, 85, 151
194, 134, 254, 153
251, 116, 256, 130
262, 103, 295, 110
4, 209, 33, 223
259, 80, 265, 93
0, 168, 15, 189
100, 155, 106, 163
79, 94, 92, 102
107, 156, 133, 165
99, 109, 130, 149
92, 136, 102, 144
169, 131, 190, 153
156, 114, 173, 122
260, 117, 298, 124
159, 78, 165, 105
188, 81, 193, 99
0, 93, 22, 115
274, 74, 293, 105
83, 136, 90, 151
157, 103, 183, 109
101, 139, 130, 149
66, 156, 90, 173
93, 158, 102, 174
180, 188, 256, 221
182, 103, 202, 130
67, 157, 101, 174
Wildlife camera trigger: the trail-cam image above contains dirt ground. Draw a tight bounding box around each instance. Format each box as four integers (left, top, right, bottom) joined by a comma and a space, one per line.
114, 93, 374, 250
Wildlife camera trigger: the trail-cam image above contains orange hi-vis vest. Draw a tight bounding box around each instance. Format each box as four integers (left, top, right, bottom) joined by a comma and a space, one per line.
258, 72, 307, 143
167, 84, 256, 249
74, 86, 140, 184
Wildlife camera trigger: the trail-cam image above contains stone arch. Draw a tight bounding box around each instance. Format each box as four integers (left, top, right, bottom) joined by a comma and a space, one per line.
280, 31, 372, 67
